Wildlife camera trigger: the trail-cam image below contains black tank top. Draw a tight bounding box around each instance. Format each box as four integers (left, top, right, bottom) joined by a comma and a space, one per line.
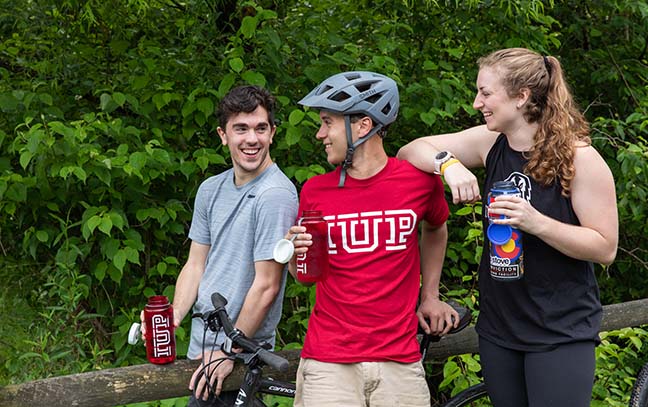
475, 134, 602, 351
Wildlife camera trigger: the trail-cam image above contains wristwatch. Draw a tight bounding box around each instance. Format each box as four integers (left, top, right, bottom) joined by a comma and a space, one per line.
434, 151, 455, 174
222, 336, 234, 354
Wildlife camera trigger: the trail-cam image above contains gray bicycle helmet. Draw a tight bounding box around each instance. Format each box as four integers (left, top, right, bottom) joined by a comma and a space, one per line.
298, 71, 400, 187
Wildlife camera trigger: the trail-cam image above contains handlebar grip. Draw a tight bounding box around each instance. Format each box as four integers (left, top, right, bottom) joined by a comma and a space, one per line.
208, 292, 288, 371
257, 348, 290, 372
211, 292, 228, 310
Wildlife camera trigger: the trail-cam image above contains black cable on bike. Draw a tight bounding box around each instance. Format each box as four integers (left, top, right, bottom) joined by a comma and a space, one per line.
194, 317, 234, 403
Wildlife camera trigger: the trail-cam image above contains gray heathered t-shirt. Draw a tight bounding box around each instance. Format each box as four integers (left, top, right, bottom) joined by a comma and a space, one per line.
187, 163, 298, 359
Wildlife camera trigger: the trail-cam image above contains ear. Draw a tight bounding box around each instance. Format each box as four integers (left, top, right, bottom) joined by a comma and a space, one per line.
269, 125, 276, 144
517, 88, 531, 107
217, 127, 227, 145
357, 116, 374, 139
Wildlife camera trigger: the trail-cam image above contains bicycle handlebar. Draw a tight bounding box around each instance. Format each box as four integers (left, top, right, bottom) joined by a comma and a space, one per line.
209, 292, 289, 373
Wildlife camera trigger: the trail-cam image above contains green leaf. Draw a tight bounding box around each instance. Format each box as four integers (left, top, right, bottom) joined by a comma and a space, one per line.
110, 212, 125, 231
133, 75, 150, 90
157, 262, 167, 276
38, 93, 53, 106
240, 16, 258, 38
72, 167, 87, 182
86, 215, 102, 233
108, 265, 123, 283
113, 249, 127, 272
0, 93, 18, 111
286, 126, 301, 146
36, 230, 49, 242
218, 74, 237, 97
19, 151, 34, 169
94, 261, 107, 282
5, 183, 26, 202
197, 97, 214, 117
182, 101, 196, 118
288, 109, 305, 126
196, 156, 209, 171
420, 111, 436, 126
93, 166, 111, 186
124, 247, 140, 265
98, 217, 113, 235
113, 92, 126, 107
241, 71, 266, 86
100, 93, 113, 111
129, 152, 147, 170
455, 206, 474, 216
229, 58, 244, 73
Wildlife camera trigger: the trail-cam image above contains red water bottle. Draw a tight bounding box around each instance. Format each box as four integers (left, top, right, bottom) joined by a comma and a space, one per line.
143, 295, 176, 364
295, 210, 330, 283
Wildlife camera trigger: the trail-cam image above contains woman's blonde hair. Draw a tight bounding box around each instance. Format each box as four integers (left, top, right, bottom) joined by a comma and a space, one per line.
477, 48, 590, 196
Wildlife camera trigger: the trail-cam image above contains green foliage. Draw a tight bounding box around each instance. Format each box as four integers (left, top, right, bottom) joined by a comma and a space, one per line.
590, 114, 648, 304
592, 327, 648, 406
0, 1, 647, 406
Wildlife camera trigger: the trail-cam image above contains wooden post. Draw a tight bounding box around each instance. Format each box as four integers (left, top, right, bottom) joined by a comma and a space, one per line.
2, 298, 648, 407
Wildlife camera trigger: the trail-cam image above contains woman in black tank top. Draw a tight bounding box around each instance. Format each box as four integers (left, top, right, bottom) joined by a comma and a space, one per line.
398, 47, 618, 407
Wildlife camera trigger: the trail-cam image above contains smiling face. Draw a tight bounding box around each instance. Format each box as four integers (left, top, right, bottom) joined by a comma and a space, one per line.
473, 66, 526, 134
314, 111, 370, 166
217, 105, 275, 185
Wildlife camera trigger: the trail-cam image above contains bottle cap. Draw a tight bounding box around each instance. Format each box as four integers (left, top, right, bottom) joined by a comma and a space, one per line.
128, 322, 141, 345
487, 223, 513, 245
273, 238, 295, 264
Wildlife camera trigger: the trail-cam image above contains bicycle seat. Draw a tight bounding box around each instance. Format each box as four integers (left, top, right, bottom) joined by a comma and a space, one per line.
417, 299, 472, 337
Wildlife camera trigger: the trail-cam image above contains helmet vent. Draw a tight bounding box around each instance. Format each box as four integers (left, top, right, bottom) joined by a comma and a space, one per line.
344, 73, 362, 81
330, 91, 351, 102
365, 93, 381, 104
354, 83, 372, 93
381, 103, 392, 115
318, 85, 334, 95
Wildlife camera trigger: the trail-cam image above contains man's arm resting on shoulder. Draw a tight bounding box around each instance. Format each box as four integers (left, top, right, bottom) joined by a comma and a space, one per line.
417, 221, 458, 335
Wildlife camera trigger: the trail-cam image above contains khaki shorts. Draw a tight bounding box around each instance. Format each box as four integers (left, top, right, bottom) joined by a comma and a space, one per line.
294, 358, 430, 407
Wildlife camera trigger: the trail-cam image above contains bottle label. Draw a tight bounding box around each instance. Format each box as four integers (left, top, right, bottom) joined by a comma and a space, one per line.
296, 252, 308, 276
151, 314, 173, 358
488, 180, 524, 281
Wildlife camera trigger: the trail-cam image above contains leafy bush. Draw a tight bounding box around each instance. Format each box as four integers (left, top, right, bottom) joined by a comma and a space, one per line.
1, 3, 647, 406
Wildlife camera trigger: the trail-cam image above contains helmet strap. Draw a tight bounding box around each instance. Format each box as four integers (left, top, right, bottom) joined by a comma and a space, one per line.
337, 116, 384, 187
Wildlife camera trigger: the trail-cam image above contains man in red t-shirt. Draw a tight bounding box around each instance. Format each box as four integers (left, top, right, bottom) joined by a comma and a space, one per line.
284, 71, 458, 407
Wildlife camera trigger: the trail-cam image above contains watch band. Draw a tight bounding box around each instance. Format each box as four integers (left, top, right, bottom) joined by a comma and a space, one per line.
222, 336, 233, 354
440, 158, 460, 175
434, 151, 454, 174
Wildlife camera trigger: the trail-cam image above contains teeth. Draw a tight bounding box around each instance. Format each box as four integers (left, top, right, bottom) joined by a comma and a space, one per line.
243, 149, 259, 155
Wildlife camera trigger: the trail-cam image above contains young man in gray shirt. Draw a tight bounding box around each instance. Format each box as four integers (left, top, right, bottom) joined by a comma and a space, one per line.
145, 85, 298, 406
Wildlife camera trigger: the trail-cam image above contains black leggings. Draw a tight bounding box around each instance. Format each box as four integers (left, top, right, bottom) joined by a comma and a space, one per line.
479, 336, 596, 407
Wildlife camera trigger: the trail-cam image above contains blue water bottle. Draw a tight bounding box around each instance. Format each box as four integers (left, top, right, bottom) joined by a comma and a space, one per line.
486, 180, 524, 281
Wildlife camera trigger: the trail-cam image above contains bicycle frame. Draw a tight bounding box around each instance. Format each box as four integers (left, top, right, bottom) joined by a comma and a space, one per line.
199, 292, 479, 407
231, 354, 296, 406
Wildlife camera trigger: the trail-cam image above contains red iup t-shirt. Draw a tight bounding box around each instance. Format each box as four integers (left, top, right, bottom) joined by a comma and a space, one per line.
299, 157, 449, 363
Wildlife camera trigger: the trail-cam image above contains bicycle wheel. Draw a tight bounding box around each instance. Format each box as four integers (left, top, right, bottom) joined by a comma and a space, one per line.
440, 383, 491, 407
630, 363, 648, 407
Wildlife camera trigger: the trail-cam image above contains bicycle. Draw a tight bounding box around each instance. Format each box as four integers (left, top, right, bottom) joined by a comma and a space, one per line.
192, 291, 490, 407
630, 362, 648, 407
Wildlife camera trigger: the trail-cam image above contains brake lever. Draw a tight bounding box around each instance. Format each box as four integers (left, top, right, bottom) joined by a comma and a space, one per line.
191, 311, 221, 333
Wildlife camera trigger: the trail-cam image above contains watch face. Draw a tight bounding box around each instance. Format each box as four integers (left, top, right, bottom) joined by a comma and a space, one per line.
435, 151, 448, 160
435, 151, 449, 160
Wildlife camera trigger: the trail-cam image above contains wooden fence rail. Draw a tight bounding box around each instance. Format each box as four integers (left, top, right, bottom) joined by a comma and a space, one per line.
2, 298, 648, 407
